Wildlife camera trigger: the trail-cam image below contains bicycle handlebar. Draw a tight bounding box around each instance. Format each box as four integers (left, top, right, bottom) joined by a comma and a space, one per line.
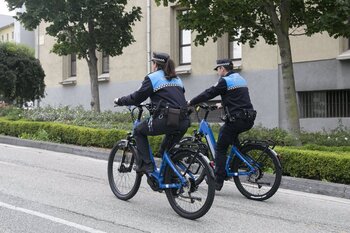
192, 103, 219, 122
114, 103, 154, 122
195, 103, 218, 112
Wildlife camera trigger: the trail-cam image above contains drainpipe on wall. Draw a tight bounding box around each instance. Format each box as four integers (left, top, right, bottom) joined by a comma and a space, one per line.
36, 25, 41, 108
147, 0, 151, 73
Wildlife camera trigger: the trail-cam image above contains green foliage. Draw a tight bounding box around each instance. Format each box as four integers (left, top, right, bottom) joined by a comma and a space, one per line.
303, 0, 350, 38
0, 118, 130, 148
155, 0, 350, 139
20, 128, 61, 143
239, 124, 350, 147
0, 42, 45, 105
20, 105, 132, 129
300, 123, 350, 147
240, 124, 298, 146
0, 106, 24, 120
6, 0, 142, 59
300, 144, 350, 153
277, 147, 350, 184
5, 0, 142, 112
0, 42, 34, 57
1, 105, 349, 146
155, 0, 350, 46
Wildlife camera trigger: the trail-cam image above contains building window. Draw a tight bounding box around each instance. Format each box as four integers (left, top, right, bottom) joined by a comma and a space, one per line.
102, 51, 109, 74
179, 11, 191, 65
299, 90, 350, 118
70, 53, 77, 77
1, 35, 3, 41
11, 32, 14, 40
6, 33, 9, 41
229, 31, 242, 67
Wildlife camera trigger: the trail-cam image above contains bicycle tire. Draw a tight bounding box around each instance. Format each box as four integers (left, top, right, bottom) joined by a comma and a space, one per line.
178, 137, 211, 186
232, 144, 282, 201
108, 140, 142, 201
164, 150, 215, 220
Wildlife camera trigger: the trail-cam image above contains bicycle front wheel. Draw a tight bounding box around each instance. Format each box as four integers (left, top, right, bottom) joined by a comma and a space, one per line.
164, 151, 215, 220
232, 144, 282, 201
107, 140, 142, 201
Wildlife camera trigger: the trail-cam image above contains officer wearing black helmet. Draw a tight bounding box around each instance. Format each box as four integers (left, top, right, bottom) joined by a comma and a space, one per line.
188, 59, 256, 191
114, 52, 190, 174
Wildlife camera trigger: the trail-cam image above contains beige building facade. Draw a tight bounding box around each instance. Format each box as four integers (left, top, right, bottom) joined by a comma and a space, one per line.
38, 1, 350, 132
0, 14, 14, 42
0, 13, 35, 48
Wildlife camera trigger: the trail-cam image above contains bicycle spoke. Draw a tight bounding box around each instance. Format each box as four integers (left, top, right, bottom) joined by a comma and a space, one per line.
233, 144, 282, 201
165, 151, 215, 220
108, 142, 141, 201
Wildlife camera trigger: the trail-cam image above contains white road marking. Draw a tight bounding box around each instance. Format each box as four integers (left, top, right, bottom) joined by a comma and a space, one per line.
0, 160, 21, 167
0, 201, 107, 233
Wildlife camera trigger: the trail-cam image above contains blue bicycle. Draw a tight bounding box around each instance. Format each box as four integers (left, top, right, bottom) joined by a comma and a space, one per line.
107, 103, 215, 220
180, 103, 282, 201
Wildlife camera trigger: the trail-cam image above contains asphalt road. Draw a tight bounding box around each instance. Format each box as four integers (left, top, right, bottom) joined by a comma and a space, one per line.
0, 143, 349, 233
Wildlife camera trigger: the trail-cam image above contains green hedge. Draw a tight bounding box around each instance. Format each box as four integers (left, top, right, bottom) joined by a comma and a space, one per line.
0, 118, 164, 149
276, 147, 350, 184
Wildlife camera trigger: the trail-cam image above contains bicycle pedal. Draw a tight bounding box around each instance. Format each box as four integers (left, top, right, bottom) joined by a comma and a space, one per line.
147, 176, 160, 191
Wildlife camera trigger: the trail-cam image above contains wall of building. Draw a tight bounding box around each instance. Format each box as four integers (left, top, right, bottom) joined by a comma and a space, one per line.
294, 59, 350, 91
37, 2, 350, 132
14, 21, 35, 49
0, 24, 14, 42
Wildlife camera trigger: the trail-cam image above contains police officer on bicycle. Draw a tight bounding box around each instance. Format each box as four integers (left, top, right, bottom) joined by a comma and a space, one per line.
188, 59, 256, 191
114, 52, 190, 174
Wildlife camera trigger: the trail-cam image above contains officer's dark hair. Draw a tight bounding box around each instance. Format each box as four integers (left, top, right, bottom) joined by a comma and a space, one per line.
157, 58, 176, 80
222, 63, 234, 71
152, 52, 176, 80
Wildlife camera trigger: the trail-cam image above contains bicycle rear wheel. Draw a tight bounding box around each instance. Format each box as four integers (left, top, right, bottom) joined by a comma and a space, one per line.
232, 144, 282, 201
108, 140, 142, 200
164, 151, 215, 220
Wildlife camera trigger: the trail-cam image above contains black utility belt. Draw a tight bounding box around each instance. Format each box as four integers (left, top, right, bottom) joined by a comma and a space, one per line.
155, 107, 188, 119
151, 107, 188, 128
226, 109, 257, 122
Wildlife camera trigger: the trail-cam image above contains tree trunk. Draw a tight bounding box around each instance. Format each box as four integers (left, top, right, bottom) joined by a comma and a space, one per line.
86, 49, 101, 112
264, 1, 301, 144
277, 34, 301, 141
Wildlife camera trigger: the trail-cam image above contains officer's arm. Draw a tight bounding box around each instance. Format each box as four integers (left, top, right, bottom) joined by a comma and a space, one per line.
189, 78, 226, 106
118, 77, 153, 106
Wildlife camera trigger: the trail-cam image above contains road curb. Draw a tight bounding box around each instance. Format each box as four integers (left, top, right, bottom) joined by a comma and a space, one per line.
0, 135, 110, 160
0, 134, 349, 199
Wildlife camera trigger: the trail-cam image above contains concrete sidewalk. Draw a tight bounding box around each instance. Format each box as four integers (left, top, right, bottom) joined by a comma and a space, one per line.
1, 134, 349, 199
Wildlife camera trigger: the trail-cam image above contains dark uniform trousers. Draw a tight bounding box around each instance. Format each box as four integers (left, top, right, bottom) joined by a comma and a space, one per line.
215, 118, 254, 182
134, 115, 190, 165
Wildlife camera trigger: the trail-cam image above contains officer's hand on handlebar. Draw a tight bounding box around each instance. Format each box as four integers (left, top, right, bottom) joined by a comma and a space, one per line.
215, 103, 223, 109
114, 98, 122, 107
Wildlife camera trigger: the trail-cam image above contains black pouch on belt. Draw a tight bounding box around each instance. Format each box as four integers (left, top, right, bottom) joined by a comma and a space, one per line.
166, 107, 181, 128
243, 109, 257, 121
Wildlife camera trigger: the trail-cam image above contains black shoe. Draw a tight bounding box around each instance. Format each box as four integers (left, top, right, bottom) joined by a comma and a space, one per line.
215, 181, 223, 191
215, 176, 224, 191
134, 162, 154, 174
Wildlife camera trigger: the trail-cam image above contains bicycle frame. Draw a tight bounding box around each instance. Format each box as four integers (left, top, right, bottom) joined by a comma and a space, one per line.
196, 112, 257, 177
131, 106, 188, 190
